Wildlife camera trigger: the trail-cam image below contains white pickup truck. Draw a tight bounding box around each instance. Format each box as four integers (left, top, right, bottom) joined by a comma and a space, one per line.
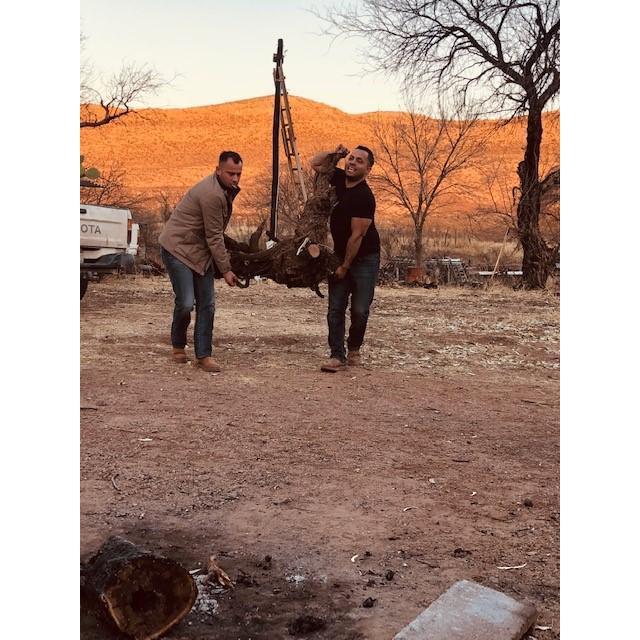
80, 204, 140, 299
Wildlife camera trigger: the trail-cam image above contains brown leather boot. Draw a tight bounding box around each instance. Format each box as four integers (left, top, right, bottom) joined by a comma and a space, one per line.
196, 357, 222, 373
320, 357, 346, 373
347, 350, 362, 366
172, 347, 188, 363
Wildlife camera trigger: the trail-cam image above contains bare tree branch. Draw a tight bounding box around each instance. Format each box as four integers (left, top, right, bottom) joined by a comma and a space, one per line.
80, 33, 171, 128
81, 63, 168, 128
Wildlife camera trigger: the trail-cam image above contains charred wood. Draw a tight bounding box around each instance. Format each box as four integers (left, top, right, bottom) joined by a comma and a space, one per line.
81, 536, 197, 640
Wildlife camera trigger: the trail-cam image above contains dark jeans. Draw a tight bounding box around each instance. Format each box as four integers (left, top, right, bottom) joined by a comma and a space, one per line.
161, 247, 215, 359
327, 252, 380, 361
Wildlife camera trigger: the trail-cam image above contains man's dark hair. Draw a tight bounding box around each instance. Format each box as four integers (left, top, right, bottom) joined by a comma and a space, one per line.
355, 145, 375, 168
219, 150, 242, 164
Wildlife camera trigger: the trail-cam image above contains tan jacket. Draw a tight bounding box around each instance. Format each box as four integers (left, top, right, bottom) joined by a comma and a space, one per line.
159, 174, 238, 275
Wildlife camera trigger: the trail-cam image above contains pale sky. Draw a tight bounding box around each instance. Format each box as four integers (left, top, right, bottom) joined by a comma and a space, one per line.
80, 0, 405, 114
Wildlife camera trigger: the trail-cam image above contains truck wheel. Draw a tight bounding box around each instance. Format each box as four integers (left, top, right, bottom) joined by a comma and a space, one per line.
81, 276, 89, 299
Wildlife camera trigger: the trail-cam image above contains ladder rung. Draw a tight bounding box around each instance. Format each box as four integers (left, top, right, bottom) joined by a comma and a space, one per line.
274, 57, 307, 204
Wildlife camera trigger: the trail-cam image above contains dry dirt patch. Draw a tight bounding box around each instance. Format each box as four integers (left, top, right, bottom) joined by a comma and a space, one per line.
81, 275, 559, 639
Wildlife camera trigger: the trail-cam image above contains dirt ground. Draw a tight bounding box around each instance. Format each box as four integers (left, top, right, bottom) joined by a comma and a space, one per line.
80, 275, 559, 639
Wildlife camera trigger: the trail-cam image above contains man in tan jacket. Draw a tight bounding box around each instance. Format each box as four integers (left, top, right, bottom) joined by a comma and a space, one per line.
159, 151, 242, 372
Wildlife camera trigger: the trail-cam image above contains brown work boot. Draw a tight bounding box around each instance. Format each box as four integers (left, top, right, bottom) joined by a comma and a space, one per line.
195, 357, 222, 373
172, 347, 188, 363
347, 350, 362, 366
320, 357, 346, 373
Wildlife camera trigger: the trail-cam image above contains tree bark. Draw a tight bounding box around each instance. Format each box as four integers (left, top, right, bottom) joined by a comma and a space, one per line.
223, 153, 343, 296
414, 220, 425, 268
517, 107, 558, 289
81, 536, 197, 640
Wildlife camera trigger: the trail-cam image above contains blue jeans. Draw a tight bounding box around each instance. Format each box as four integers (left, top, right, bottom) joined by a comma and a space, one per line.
161, 247, 215, 359
327, 252, 380, 361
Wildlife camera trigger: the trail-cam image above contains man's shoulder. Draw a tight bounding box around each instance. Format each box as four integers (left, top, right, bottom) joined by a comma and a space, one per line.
191, 173, 215, 192
360, 180, 376, 201
192, 175, 225, 203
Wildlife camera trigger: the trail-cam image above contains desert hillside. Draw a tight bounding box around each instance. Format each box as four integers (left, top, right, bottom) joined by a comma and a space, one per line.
80, 96, 559, 235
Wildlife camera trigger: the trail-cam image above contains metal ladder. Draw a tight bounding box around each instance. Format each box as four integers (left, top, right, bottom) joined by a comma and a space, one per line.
269, 39, 306, 243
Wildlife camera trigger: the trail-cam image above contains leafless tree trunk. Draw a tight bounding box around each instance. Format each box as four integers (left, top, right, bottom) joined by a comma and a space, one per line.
516, 110, 557, 287
319, 0, 560, 288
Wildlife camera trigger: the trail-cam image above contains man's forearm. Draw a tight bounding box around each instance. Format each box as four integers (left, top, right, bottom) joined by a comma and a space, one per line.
311, 144, 348, 172
342, 234, 365, 269
310, 150, 334, 173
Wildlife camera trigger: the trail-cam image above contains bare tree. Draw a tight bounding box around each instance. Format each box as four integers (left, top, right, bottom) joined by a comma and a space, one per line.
320, 0, 560, 288
79, 162, 147, 210
80, 34, 169, 128
133, 191, 185, 268
156, 190, 181, 223
242, 166, 315, 238
370, 103, 484, 269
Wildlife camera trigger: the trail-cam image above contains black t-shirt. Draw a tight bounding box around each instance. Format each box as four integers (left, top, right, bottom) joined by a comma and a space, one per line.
329, 168, 380, 260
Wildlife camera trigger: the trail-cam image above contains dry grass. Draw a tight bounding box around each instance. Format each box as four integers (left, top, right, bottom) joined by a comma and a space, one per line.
377, 224, 522, 268
429, 234, 523, 269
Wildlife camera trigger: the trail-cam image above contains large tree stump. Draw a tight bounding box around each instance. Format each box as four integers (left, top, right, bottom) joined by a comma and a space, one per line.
224, 151, 344, 296
81, 536, 197, 640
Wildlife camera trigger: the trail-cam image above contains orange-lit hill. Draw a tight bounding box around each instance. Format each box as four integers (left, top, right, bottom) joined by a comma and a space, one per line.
80, 96, 559, 234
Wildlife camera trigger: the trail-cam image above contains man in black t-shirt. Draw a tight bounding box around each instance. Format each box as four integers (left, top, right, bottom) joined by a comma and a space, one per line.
310, 144, 381, 372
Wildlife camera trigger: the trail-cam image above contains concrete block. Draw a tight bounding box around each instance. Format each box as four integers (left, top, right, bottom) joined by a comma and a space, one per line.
394, 579, 537, 640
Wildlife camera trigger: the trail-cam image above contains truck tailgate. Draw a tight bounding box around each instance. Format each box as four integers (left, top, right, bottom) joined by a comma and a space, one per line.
80, 205, 129, 249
